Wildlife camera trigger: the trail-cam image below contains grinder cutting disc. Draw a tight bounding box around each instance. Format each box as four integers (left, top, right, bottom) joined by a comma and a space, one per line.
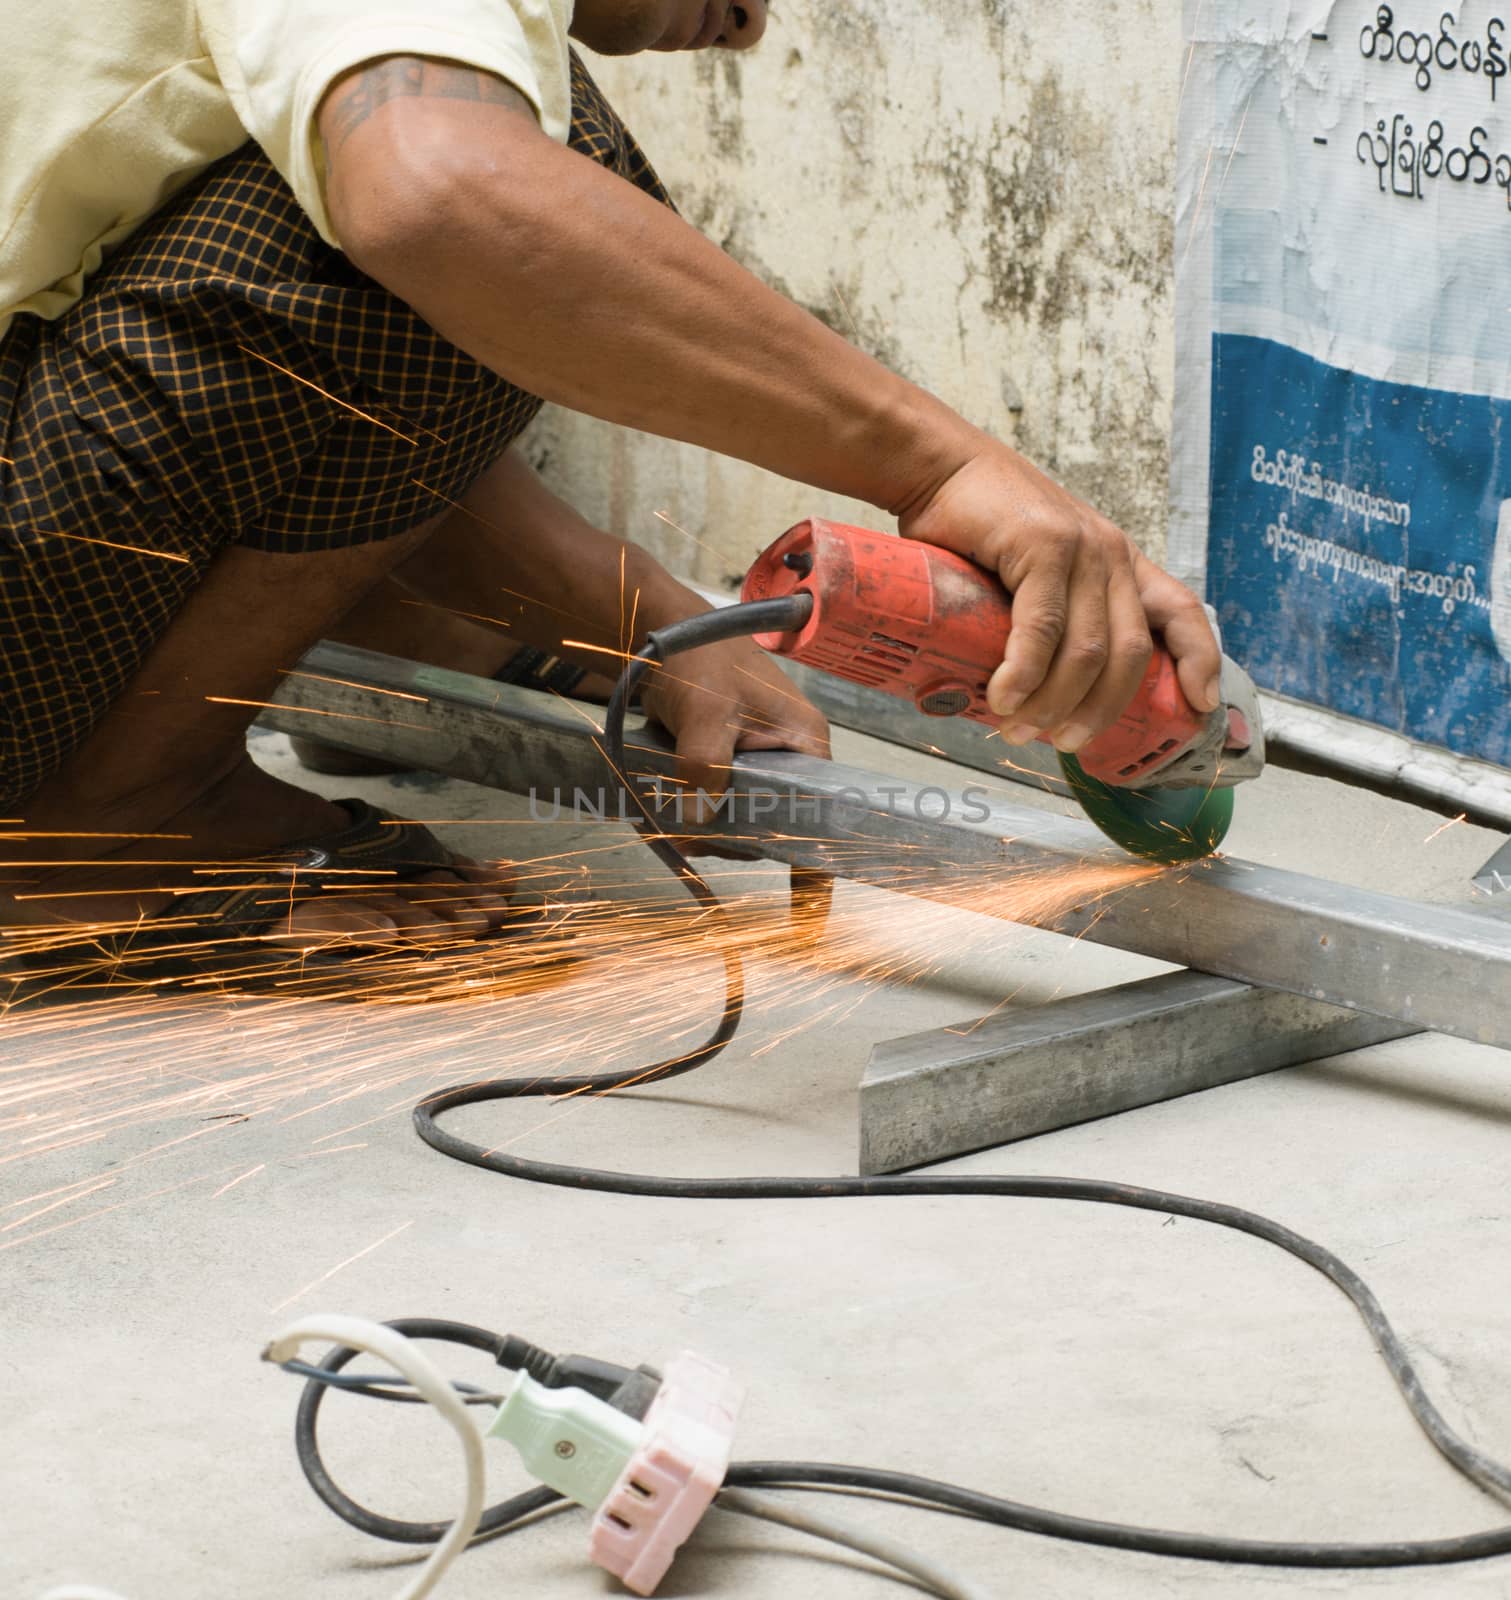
1056, 753, 1234, 865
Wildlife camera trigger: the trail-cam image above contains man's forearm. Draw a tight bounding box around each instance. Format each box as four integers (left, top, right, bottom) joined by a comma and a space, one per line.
322, 65, 983, 519
318, 58, 1223, 745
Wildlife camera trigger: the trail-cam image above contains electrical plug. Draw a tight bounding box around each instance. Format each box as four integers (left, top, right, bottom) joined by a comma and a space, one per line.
498, 1335, 662, 1420
488, 1372, 644, 1508
489, 1350, 743, 1597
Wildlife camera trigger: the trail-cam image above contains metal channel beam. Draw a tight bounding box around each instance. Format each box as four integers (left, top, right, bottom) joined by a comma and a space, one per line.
859, 971, 1417, 1174
260, 644, 1511, 1051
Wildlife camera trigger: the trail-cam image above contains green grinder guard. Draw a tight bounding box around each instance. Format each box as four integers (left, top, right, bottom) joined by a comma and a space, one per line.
1057, 752, 1234, 865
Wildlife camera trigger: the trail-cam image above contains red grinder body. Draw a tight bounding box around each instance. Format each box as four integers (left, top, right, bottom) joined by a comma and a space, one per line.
740, 518, 1216, 790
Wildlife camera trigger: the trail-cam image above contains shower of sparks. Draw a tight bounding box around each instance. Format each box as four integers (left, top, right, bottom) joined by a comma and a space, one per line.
1422, 812, 1469, 845
0, 835, 1161, 1258
0, 346, 1168, 1250
32, 528, 193, 564
268, 1219, 414, 1314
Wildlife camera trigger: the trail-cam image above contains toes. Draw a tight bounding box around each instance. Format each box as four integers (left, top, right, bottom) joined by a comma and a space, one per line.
400, 867, 517, 934
450, 857, 519, 901
270, 902, 399, 950
263, 855, 526, 953
359, 892, 471, 946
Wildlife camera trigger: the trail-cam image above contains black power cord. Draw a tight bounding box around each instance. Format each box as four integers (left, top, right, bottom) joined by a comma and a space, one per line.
301, 598, 1511, 1573
291, 1317, 665, 1547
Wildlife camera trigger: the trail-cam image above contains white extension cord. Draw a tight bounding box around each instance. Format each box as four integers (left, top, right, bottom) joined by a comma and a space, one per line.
39, 1314, 990, 1600
39, 1316, 488, 1600
263, 1313, 488, 1600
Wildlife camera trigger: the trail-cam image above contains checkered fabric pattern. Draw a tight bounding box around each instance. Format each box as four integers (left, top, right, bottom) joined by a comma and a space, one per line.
0, 52, 672, 807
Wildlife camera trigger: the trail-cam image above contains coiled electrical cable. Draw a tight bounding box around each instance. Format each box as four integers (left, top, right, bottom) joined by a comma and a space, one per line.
379, 601, 1511, 1572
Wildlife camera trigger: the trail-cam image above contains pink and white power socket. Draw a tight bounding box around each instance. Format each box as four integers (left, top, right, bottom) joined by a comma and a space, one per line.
587, 1351, 745, 1595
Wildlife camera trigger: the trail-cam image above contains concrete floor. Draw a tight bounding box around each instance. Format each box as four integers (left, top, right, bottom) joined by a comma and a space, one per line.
5, 721, 1511, 1600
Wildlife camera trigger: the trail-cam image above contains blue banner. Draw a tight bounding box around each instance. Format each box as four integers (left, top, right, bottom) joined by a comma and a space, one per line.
1208, 332, 1511, 767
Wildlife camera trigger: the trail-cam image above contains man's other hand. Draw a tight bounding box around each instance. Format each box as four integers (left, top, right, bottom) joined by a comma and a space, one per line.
638, 634, 830, 824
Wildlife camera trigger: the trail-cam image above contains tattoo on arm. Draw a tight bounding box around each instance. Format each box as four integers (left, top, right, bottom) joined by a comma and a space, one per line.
321, 56, 534, 156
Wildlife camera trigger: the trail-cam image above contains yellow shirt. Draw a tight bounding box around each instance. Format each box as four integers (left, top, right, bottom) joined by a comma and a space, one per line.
0, 0, 573, 339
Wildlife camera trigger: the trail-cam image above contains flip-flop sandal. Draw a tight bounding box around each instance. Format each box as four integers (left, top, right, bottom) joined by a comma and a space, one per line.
290, 648, 598, 776
1, 800, 594, 1003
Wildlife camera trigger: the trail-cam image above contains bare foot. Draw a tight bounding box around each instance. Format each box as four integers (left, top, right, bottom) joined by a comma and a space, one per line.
1, 756, 516, 951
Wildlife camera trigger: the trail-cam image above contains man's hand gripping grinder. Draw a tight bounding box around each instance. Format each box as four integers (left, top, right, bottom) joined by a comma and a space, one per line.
740, 518, 1265, 863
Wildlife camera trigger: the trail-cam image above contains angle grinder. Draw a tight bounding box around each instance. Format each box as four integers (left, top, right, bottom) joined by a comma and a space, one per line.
739, 518, 1264, 863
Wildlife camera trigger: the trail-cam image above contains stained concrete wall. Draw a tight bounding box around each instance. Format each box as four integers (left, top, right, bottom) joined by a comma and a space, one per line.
527, 0, 1183, 590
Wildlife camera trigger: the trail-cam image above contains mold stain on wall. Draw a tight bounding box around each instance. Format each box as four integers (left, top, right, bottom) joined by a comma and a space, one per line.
528, 0, 1184, 585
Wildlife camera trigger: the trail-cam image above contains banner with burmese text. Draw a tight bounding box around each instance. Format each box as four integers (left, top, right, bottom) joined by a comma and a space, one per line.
1170, 0, 1511, 769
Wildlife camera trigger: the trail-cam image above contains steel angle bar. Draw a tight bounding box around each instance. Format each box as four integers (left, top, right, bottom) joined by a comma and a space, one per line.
261, 643, 1511, 1051
859, 971, 1417, 1174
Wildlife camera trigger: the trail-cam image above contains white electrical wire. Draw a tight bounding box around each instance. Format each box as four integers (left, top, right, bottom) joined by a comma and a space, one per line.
715, 1486, 997, 1600
41, 1334, 986, 1600
263, 1313, 486, 1600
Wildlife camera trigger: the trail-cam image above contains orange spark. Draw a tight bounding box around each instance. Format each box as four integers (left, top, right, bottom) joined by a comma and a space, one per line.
1422, 813, 1468, 845
397, 596, 515, 631
829, 276, 862, 342
268, 1219, 414, 1314
559, 639, 648, 665
238, 344, 420, 445
203, 696, 431, 733
0, 1170, 242, 1253
31, 528, 192, 564
279, 670, 429, 704
211, 1164, 267, 1198
1, 1176, 118, 1232
652, 509, 721, 559
0, 829, 192, 841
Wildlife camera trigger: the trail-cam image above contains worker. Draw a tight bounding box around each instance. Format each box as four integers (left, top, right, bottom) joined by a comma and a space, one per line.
0, 0, 1220, 971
